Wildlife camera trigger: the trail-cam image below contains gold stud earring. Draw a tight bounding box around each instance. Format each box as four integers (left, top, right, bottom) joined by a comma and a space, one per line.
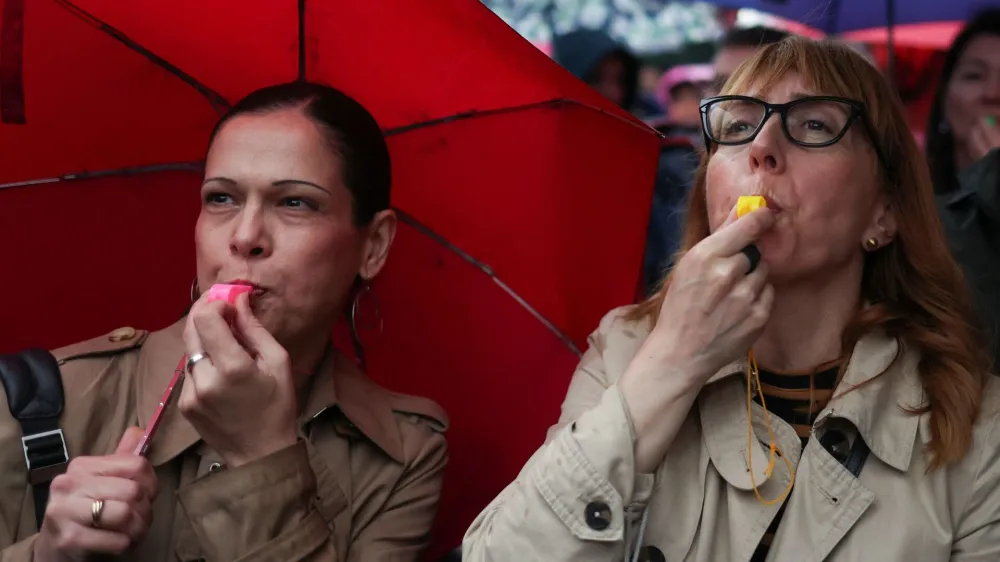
864, 237, 879, 250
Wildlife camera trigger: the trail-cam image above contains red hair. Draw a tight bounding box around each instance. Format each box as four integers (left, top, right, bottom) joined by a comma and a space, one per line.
629, 37, 991, 468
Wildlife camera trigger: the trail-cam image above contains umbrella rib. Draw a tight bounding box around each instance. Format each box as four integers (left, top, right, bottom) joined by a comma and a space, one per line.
53, 0, 230, 115
0, 162, 203, 191
5, 163, 588, 357
298, 0, 307, 81
384, 98, 657, 137
395, 209, 582, 357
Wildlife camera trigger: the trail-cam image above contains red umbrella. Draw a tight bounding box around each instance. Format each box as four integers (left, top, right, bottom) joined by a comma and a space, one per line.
0, 0, 660, 555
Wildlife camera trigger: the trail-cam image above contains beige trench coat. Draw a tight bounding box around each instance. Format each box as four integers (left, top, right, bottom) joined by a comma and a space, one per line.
463, 307, 1000, 561
0, 320, 449, 561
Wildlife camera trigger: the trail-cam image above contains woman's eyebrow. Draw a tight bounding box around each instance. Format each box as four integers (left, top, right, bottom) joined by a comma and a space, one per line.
201, 177, 330, 195
202, 176, 236, 186
272, 179, 331, 195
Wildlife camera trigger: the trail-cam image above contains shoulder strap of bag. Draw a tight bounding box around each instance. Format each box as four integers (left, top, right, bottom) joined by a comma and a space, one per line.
0, 349, 69, 531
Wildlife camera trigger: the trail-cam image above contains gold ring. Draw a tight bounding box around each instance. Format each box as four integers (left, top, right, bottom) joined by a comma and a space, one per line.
91, 499, 104, 528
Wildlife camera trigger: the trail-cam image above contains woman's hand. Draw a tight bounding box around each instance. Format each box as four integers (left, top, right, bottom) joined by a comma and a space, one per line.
620, 206, 774, 472
34, 428, 157, 562
969, 115, 1000, 163
179, 292, 299, 468
648, 205, 775, 384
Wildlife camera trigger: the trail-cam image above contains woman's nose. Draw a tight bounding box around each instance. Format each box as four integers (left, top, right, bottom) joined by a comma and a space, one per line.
229, 209, 272, 259
748, 118, 786, 174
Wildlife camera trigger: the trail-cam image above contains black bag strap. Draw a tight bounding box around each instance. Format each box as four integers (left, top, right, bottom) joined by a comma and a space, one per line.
0, 349, 68, 531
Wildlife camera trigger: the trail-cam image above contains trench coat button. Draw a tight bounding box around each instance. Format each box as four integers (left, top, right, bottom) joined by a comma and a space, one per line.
638, 545, 666, 562
820, 429, 850, 463
108, 326, 136, 342
584, 501, 612, 530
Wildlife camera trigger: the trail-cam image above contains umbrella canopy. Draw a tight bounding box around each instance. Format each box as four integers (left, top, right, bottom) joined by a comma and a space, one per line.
703, 0, 999, 34
843, 21, 964, 49
0, 0, 661, 555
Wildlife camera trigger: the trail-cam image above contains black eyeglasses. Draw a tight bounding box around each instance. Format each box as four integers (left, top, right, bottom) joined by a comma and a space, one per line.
699, 95, 889, 170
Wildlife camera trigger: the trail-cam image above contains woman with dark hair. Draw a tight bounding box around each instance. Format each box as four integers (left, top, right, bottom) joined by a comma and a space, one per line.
0, 82, 448, 561
927, 10, 1000, 367
926, 10, 1000, 194
465, 37, 1000, 562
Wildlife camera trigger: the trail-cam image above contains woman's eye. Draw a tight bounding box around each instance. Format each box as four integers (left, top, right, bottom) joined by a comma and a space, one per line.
723, 119, 753, 134
205, 192, 234, 205
804, 119, 833, 132
281, 197, 316, 210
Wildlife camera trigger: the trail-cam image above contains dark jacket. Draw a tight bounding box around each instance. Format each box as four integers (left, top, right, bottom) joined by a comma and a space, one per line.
642, 123, 701, 294
938, 148, 1000, 367
552, 29, 639, 112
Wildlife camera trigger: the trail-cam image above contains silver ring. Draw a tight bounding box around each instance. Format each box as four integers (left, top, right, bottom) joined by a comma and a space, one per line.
185, 352, 211, 374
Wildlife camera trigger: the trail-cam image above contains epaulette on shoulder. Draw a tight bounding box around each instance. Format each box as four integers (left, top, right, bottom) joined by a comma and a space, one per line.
386, 391, 449, 433
52, 326, 149, 365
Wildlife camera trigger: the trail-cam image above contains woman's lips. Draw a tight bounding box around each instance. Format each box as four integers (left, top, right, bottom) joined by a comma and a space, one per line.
758, 195, 783, 214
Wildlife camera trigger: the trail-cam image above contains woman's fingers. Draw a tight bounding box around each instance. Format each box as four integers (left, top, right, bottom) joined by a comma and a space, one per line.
749, 283, 775, 331
53, 494, 149, 539
65, 456, 157, 501
730, 262, 769, 308
44, 519, 132, 556
190, 300, 249, 371
970, 122, 991, 161
970, 118, 1000, 162
698, 207, 775, 259
233, 292, 289, 370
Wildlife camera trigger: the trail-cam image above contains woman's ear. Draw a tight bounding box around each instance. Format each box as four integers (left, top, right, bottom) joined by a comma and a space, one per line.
358, 209, 397, 281
862, 199, 897, 249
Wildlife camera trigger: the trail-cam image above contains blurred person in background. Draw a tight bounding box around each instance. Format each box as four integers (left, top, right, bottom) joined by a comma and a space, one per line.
652, 64, 715, 139
553, 29, 639, 113
643, 26, 789, 295
709, 25, 794, 96
926, 9, 1000, 368
636, 65, 666, 118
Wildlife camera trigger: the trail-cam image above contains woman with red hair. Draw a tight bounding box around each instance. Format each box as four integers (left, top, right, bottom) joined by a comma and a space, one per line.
464, 36, 999, 562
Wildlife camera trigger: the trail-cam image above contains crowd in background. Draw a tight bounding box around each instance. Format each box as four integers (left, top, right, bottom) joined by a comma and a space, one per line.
550, 12, 1000, 367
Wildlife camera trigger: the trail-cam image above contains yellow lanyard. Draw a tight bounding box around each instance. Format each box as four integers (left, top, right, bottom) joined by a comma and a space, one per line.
746, 349, 796, 505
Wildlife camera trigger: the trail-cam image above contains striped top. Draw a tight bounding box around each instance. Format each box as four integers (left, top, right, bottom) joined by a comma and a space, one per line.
750, 360, 841, 562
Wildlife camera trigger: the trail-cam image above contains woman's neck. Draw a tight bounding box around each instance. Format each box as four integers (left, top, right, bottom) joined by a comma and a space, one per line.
752, 264, 863, 372
283, 327, 334, 406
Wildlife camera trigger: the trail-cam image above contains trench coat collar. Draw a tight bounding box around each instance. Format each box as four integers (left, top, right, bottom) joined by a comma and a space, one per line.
699, 331, 923, 489
137, 319, 405, 466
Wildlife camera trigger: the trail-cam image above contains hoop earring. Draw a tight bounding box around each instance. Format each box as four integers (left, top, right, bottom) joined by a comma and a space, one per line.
190, 278, 201, 303
864, 237, 879, 251
350, 282, 384, 349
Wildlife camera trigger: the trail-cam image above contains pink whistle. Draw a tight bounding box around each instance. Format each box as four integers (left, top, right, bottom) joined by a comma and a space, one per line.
205, 283, 253, 305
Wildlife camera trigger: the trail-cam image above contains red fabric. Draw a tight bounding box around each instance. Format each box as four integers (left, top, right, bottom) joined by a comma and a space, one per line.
0, 0, 661, 556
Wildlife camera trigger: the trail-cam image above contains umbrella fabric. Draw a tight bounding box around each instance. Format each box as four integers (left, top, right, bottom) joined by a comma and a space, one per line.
843, 21, 964, 49
0, 0, 661, 556
703, 0, 1000, 34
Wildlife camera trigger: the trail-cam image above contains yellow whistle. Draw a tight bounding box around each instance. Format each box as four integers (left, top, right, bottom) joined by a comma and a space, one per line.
737, 195, 767, 218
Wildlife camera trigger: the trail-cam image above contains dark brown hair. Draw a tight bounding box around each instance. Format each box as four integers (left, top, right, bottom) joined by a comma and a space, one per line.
210, 81, 391, 226
925, 10, 1000, 194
